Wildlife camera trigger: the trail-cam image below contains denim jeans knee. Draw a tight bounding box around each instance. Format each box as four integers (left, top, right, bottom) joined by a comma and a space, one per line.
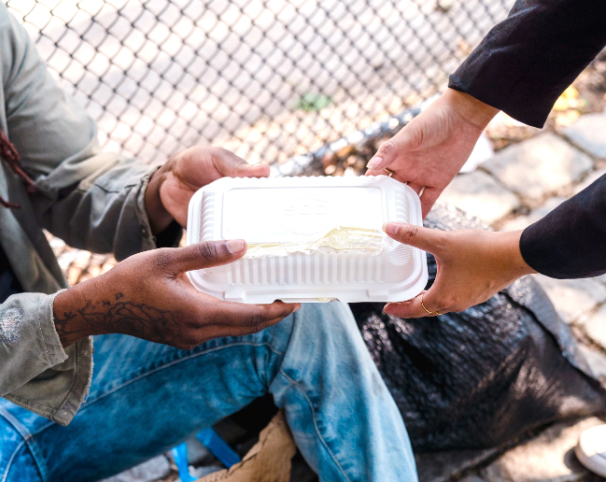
0, 409, 43, 482
270, 302, 418, 482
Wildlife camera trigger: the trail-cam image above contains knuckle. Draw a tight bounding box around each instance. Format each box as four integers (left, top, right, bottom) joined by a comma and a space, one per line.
401, 225, 419, 244
198, 241, 219, 262
246, 310, 268, 333
215, 147, 229, 156
209, 146, 229, 162
151, 249, 176, 273
207, 146, 221, 156
379, 140, 396, 156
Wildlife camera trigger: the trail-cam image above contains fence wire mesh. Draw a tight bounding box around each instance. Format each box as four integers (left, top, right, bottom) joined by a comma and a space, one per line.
7, 0, 512, 168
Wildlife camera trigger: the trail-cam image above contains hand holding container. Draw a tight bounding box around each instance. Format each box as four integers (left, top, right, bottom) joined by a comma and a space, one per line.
186, 176, 428, 303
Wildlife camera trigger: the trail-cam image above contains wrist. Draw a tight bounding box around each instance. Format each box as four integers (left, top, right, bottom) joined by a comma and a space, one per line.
53, 278, 111, 347
145, 163, 174, 234
444, 88, 499, 131
496, 230, 537, 282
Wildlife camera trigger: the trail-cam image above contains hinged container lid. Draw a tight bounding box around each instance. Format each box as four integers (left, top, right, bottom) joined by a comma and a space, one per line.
187, 176, 428, 303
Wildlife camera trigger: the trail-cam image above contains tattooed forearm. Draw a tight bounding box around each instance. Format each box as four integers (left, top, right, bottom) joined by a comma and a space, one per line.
54, 310, 90, 346
54, 292, 181, 347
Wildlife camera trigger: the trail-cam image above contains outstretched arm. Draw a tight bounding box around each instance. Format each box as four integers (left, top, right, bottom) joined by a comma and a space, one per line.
449, 0, 606, 128
382, 174, 606, 318
381, 223, 535, 318
53, 240, 299, 349
366, 89, 498, 217
368, 0, 606, 217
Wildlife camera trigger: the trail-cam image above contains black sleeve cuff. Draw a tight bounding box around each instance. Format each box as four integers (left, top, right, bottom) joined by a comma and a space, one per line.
520, 174, 606, 279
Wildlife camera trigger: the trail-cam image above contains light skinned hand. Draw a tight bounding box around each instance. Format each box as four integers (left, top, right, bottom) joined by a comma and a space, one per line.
145, 146, 270, 231
382, 223, 536, 318
54, 240, 300, 348
366, 89, 499, 217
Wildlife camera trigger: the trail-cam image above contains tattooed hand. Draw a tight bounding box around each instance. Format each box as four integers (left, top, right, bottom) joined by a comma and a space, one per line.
53, 240, 300, 348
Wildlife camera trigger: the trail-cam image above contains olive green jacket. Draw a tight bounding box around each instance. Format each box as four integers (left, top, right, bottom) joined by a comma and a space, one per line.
0, 4, 168, 425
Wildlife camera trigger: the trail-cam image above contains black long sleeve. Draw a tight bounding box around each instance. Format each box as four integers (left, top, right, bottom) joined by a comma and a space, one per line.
520, 174, 606, 278
448, 0, 606, 279
449, 0, 606, 128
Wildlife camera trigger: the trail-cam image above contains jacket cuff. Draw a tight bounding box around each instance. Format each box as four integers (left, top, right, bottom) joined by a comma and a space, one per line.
0, 292, 67, 396
448, 75, 550, 129
135, 165, 183, 251
519, 173, 606, 279
40, 290, 68, 366
0, 292, 93, 425
134, 165, 161, 252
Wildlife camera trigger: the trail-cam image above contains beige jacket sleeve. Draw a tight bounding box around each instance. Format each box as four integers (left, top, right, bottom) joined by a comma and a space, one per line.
0, 4, 180, 425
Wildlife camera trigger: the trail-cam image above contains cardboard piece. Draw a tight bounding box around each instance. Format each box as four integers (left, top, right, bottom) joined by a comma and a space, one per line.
197, 411, 297, 482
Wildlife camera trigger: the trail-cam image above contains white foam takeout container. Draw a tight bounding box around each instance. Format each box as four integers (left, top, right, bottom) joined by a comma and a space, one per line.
186, 176, 428, 303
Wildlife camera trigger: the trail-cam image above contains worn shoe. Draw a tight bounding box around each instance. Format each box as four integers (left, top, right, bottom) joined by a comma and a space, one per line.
576, 424, 606, 477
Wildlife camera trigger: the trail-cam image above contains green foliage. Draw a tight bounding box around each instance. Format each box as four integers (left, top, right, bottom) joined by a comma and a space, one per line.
293, 92, 333, 112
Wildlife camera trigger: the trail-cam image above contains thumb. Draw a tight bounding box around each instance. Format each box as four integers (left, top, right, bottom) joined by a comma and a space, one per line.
367, 123, 420, 170
164, 240, 247, 273
234, 163, 270, 178
213, 149, 270, 178
383, 223, 444, 256
383, 289, 445, 319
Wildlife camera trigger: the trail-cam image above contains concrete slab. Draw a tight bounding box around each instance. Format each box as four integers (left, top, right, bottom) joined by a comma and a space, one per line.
483, 133, 593, 201
500, 197, 566, 232
440, 171, 520, 225
479, 418, 604, 482
563, 113, 606, 159
533, 275, 606, 324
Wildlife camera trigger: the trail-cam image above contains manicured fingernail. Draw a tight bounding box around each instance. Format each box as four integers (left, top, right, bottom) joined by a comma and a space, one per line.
383, 222, 399, 236
367, 157, 383, 169
226, 239, 246, 253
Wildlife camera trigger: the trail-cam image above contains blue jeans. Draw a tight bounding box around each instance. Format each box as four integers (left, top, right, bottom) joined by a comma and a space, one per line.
0, 303, 417, 482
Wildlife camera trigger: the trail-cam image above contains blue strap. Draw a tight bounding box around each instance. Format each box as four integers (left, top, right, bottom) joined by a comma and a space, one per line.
171, 443, 195, 482
196, 428, 242, 468
172, 428, 241, 481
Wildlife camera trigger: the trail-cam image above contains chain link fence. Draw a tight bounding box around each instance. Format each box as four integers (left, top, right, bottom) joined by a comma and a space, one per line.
7, 0, 511, 168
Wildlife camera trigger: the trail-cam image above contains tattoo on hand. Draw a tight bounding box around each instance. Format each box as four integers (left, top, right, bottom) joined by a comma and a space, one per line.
55, 294, 181, 346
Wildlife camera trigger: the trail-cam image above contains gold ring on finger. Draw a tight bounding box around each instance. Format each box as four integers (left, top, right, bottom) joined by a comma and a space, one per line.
421, 294, 441, 316
384, 168, 394, 177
